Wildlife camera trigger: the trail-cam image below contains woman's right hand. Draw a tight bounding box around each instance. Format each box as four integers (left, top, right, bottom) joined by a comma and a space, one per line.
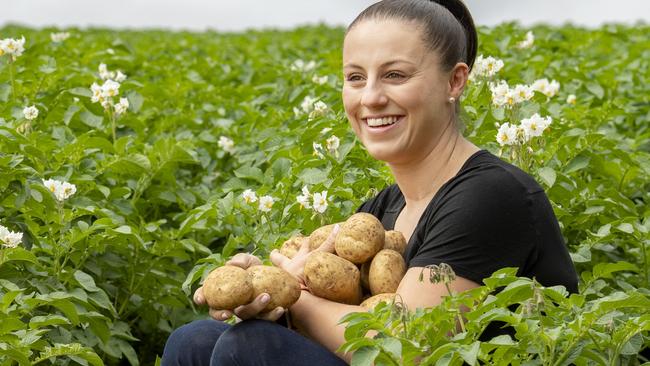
192, 253, 286, 322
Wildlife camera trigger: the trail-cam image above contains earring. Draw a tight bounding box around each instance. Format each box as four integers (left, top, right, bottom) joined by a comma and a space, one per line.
448, 96, 456, 104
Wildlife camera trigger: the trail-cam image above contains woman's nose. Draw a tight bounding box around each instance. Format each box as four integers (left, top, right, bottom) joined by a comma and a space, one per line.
360, 82, 388, 108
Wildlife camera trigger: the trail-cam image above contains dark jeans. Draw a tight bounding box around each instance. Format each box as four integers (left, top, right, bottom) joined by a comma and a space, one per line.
161, 319, 348, 366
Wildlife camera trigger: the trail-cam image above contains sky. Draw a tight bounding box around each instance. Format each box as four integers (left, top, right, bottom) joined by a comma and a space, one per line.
2, 0, 649, 31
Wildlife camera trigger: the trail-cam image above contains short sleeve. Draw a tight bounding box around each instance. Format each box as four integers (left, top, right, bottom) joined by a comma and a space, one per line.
406, 166, 538, 285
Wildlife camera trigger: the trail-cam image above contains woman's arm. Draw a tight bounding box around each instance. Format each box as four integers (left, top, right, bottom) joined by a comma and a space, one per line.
289, 266, 480, 363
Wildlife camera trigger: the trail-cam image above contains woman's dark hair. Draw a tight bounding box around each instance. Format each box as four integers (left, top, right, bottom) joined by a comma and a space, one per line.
347, 0, 478, 72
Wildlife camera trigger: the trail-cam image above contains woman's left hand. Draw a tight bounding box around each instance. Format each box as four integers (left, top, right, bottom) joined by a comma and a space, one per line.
270, 224, 340, 286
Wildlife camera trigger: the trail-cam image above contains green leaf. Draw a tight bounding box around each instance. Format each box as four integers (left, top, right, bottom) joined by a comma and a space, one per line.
538, 166, 556, 187
350, 346, 380, 366
564, 154, 590, 174
585, 81, 605, 99
74, 270, 100, 292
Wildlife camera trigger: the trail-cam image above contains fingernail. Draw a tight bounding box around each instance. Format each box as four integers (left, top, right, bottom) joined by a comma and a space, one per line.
221, 312, 229, 320
261, 294, 270, 303
333, 224, 340, 233
276, 308, 284, 316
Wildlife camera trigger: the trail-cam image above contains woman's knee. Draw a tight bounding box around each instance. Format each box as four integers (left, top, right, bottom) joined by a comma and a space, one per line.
162, 319, 230, 366
211, 320, 282, 363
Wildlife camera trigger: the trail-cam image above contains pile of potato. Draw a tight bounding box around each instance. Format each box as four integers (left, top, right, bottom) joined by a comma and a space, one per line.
201, 212, 407, 312
282, 212, 408, 310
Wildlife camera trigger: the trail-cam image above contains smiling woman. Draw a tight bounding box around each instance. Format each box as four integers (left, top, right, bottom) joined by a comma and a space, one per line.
161, 1, 578, 365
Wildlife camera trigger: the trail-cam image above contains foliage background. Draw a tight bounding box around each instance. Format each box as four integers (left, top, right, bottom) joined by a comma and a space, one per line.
0, 22, 648, 364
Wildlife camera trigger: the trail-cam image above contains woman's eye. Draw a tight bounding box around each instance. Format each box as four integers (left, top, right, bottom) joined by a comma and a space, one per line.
346, 74, 363, 82
386, 72, 404, 79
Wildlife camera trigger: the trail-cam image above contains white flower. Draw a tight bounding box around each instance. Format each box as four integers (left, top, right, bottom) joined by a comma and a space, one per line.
90, 83, 102, 103
296, 186, 311, 209
326, 135, 340, 155
101, 80, 121, 98
50, 32, 70, 42
312, 191, 328, 213
312, 75, 328, 85
258, 195, 274, 212
291, 59, 316, 72
531, 78, 560, 98
313, 142, 324, 158
115, 71, 127, 83
0, 225, 23, 248
471, 55, 504, 79
490, 81, 512, 107
114, 97, 129, 115
512, 84, 534, 104
520, 113, 552, 140
43, 179, 77, 201
218, 136, 235, 154
320, 127, 332, 135
23, 105, 39, 120
300, 96, 318, 114
241, 189, 258, 204
518, 31, 535, 49
0, 37, 26, 60
99, 63, 116, 80
496, 123, 518, 146
310, 101, 328, 119
567, 94, 577, 105
101, 99, 113, 110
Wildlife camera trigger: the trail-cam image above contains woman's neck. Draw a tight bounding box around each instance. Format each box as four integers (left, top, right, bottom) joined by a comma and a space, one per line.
388, 130, 478, 207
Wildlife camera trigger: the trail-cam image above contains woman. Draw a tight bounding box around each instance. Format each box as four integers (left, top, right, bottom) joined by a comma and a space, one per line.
162, 0, 578, 364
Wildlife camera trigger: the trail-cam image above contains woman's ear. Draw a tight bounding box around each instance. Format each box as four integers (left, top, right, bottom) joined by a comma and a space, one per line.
448, 62, 469, 99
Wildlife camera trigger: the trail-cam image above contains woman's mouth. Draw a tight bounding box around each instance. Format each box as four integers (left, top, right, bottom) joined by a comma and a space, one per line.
363, 115, 404, 131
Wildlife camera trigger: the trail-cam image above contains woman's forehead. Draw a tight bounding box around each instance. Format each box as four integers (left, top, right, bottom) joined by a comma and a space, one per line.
343, 19, 432, 66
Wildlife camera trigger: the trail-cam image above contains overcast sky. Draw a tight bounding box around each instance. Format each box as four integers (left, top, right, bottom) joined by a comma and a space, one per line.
2, 0, 649, 31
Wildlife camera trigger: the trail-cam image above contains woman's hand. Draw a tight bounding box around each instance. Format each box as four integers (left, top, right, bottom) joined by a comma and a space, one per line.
192, 253, 285, 322
270, 224, 340, 286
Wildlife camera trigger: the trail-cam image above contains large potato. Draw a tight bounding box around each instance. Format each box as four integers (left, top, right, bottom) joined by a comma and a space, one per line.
304, 252, 361, 305
203, 266, 254, 310
247, 265, 301, 312
369, 249, 406, 295
384, 230, 407, 254
335, 213, 384, 264
360, 293, 397, 310
309, 224, 336, 251
279, 235, 309, 259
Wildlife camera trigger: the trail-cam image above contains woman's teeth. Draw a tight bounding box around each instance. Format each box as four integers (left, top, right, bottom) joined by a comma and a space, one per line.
366, 116, 399, 127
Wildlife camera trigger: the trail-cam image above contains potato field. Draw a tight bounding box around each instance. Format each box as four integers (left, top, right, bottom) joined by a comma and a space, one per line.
0, 22, 648, 365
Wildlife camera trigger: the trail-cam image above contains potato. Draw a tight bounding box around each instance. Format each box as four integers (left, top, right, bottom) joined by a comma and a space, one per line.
247, 265, 301, 312
360, 293, 397, 310
203, 266, 254, 310
335, 213, 384, 264
279, 235, 308, 259
304, 252, 361, 305
369, 249, 406, 295
308, 224, 337, 251
384, 230, 407, 254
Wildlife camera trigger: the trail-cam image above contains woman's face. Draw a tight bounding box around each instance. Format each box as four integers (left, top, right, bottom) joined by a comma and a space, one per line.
342, 19, 455, 165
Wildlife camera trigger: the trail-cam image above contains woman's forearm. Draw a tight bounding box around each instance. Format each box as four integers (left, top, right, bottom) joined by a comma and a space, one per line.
290, 290, 363, 362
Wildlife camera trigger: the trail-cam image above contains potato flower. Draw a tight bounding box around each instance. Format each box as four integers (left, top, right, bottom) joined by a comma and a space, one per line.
258, 195, 274, 213
50, 32, 70, 42
518, 31, 535, 49
0, 225, 23, 248
326, 135, 340, 156
521, 113, 552, 141
0, 37, 26, 60
496, 123, 518, 146
114, 98, 129, 115
23, 105, 39, 120
241, 189, 258, 204
218, 136, 235, 154
296, 186, 311, 209
470, 55, 504, 79
312, 191, 328, 214
43, 179, 77, 202
567, 94, 577, 105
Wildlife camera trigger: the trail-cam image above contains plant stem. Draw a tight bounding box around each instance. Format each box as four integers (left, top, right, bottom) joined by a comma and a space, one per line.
8, 60, 17, 101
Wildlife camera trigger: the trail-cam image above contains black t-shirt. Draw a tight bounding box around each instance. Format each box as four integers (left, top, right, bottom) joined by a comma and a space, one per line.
356, 149, 579, 294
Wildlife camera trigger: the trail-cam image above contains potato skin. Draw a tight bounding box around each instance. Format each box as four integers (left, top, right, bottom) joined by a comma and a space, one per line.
360, 261, 371, 292
335, 213, 384, 264
203, 266, 254, 310
304, 252, 361, 305
384, 230, 407, 255
309, 224, 336, 251
360, 293, 397, 310
247, 265, 301, 312
369, 249, 406, 295
280, 235, 308, 259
